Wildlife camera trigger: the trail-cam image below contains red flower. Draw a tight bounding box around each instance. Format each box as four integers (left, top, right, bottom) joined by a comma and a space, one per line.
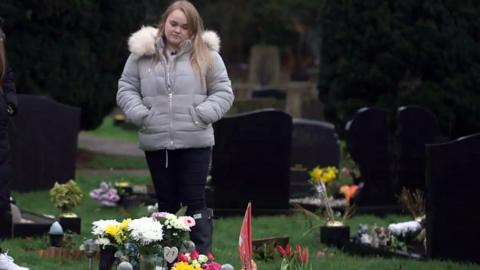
285, 244, 292, 257
190, 250, 200, 260
277, 245, 286, 257
178, 252, 189, 262
299, 246, 309, 263
207, 252, 215, 261
294, 244, 301, 255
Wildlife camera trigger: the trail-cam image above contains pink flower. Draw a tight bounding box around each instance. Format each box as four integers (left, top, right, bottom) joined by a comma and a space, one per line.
203, 262, 221, 270
207, 252, 215, 261
179, 216, 196, 228
190, 250, 199, 260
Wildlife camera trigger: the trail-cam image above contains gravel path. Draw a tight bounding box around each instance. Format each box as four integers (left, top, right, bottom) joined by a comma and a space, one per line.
78, 132, 144, 157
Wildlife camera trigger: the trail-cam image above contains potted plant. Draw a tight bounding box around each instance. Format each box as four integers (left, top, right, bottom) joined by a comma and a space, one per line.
49, 180, 83, 233
307, 166, 353, 248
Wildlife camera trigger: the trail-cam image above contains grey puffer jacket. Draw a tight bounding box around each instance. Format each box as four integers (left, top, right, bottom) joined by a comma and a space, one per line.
117, 26, 234, 151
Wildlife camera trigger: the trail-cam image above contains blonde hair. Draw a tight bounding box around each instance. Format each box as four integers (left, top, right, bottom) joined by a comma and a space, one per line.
0, 28, 5, 83
157, 0, 211, 76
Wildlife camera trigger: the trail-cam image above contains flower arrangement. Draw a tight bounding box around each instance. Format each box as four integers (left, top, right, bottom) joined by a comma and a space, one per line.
90, 182, 120, 207
277, 244, 310, 270
49, 180, 83, 215
151, 212, 195, 247
92, 218, 131, 248
308, 166, 342, 226
354, 224, 407, 251
172, 250, 221, 270
127, 217, 164, 255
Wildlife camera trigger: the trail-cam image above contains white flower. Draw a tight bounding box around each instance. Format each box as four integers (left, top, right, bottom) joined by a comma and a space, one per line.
388, 221, 422, 237
92, 219, 120, 236
95, 237, 111, 246
128, 217, 163, 245
198, 254, 208, 264
360, 234, 372, 245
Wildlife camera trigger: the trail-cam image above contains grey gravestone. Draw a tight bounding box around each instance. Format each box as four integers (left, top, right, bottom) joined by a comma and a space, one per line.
290, 119, 339, 198
396, 106, 441, 192
345, 107, 396, 207
8, 95, 80, 192
248, 45, 280, 88
211, 109, 292, 215
426, 133, 480, 263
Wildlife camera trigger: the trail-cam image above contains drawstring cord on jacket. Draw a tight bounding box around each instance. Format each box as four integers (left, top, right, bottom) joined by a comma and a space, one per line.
165, 149, 168, 168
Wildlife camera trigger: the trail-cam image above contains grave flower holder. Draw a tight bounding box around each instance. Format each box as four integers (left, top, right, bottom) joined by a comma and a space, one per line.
99, 245, 117, 270
59, 213, 81, 234
320, 225, 350, 248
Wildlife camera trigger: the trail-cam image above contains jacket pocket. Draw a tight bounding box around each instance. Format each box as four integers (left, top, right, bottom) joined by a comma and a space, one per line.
189, 106, 208, 129
141, 108, 155, 130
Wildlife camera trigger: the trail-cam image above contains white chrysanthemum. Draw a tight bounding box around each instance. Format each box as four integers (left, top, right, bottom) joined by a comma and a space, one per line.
388, 221, 422, 237
92, 219, 120, 236
128, 217, 163, 245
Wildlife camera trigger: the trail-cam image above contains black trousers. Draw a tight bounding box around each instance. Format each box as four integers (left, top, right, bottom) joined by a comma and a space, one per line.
145, 147, 211, 214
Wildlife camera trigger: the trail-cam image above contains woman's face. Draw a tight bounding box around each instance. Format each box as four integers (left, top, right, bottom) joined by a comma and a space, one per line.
164, 9, 191, 49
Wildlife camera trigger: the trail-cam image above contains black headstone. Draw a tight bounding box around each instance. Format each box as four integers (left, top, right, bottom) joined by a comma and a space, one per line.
426, 133, 480, 263
211, 109, 292, 215
290, 118, 340, 198
9, 95, 81, 192
396, 106, 441, 192
345, 107, 395, 207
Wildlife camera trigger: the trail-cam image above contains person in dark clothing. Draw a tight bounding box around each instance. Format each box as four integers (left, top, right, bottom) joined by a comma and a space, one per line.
0, 27, 18, 240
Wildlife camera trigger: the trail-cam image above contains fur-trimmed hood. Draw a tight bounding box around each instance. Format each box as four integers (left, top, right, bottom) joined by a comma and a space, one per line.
127, 26, 221, 57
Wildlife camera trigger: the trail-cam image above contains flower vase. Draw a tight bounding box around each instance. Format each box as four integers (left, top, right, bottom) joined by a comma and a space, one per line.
59, 214, 81, 234
320, 225, 350, 248
99, 245, 117, 270
139, 254, 158, 270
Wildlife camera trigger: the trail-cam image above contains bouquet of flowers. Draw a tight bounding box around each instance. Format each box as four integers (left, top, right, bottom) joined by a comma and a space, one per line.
92, 218, 131, 248
172, 250, 221, 270
309, 166, 342, 226
90, 182, 120, 207
151, 212, 195, 248
127, 217, 164, 255
277, 244, 310, 270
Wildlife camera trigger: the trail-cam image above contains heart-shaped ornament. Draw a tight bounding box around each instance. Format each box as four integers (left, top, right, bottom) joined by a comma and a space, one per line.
164, 246, 179, 263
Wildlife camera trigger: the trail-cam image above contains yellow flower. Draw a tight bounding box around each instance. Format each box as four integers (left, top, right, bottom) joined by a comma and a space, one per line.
105, 224, 120, 237
171, 262, 195, 270
309, 166, 323, 183
309, 166, 338, 185
119, 218, 131, 230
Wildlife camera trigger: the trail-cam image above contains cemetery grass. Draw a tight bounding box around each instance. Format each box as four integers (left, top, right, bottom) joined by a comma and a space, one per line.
84, 116, 138, 143
77, 148, 148, 170
3, 173, 479, 269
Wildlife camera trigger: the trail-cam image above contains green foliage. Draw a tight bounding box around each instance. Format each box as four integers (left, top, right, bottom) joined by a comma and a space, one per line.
49, 179, 83, 214
0, 0, 145, 129
319, 0, 480, 137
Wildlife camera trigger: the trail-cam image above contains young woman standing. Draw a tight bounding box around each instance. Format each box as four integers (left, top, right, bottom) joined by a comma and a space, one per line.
117, 0, 233, 254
